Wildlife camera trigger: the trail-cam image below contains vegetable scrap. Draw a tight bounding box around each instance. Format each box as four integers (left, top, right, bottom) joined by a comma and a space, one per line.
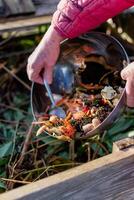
35, 84, 124, 142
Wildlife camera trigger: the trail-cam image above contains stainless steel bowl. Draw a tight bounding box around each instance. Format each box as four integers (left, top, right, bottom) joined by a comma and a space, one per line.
31, 32, 129, 139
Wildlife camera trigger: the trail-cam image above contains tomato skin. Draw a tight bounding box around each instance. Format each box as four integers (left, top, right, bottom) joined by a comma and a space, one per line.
63, 122, 76, 138
100, 98, 107, 105
83, 107, 90, 114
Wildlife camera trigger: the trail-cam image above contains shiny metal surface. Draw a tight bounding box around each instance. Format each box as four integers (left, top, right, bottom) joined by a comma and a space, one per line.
43, 79, 66, 118
31, 32, 129, 139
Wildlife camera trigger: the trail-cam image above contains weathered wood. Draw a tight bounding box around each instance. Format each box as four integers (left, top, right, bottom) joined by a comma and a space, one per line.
33, 0, 59, 5
0, 0, 59, 33
113, 137, 134, 152
0, 0, 58, 17
0, 0, 5, 16
34, 0, 59, 16
0, 15, 52, 33
4, 0, 35, 15
0, 149, 134, 200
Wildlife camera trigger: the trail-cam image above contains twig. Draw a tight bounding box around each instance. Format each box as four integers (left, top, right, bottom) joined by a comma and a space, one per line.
24, 139, 60, 155
17, 123, 34, 167
0, 48, 34, 59
0, 32, 17, 47
33, 169, 47, 182
23, 173, 32, 182
8, 123, 19, 166
0, 119, 27, 125
0, 60, 27, 88
0, 63, 31, 91
92, 139, 109, 160
31, 135, 51, 143
0, 103, 30, 115
0, 178, 31, 184
83, 142, 91, 162
96, 140, 109, 155
15, 162, 81, 178
34, 147, 38, 170
41, 158, 49, 177
69, 140, 75, 162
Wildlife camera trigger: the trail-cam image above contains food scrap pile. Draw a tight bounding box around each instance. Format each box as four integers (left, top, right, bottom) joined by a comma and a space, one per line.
35, 84, 124, 142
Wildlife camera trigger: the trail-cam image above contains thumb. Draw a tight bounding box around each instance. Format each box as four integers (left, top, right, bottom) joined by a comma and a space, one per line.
121, 63, 134, 107
121, 62, 134, 80
125, 78, 134, 107
121, 67, 130, 80
44, 66, 53, 84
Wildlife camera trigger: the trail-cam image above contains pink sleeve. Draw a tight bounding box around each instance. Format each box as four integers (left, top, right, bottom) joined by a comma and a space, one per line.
52, 0, 134, 38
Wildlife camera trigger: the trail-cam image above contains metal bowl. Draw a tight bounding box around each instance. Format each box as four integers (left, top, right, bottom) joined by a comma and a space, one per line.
31, 32, 129, 139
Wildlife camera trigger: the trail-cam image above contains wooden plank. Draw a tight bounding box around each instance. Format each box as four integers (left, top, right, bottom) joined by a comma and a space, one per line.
0, 149, 134, 200
18, 0, 35, 13
113, 137, 134, 152
35, 4, 57, 16
33, 0, 59, 16
0, 15, 52, 33
0, 0, 5, 16
4, 0, 35, 15
33, 0, 59, 5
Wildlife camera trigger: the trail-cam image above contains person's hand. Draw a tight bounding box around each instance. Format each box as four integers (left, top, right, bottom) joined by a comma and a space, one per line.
27, 25, 64, 84
121, 62, 134, 107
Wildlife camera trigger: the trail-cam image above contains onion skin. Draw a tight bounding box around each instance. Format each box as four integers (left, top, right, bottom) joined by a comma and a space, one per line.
83, 123, 94, 133
92, 118, 101, 128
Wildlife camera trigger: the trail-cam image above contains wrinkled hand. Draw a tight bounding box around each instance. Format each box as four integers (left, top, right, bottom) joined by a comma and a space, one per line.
121, 62, 134, 107
27, 25, 64, 84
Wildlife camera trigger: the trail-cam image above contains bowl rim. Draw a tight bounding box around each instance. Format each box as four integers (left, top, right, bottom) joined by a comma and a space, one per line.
30, 32, 130, 140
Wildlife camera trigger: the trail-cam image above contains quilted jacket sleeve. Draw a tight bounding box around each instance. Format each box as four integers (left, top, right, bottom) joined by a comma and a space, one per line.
52, 0, 134, 38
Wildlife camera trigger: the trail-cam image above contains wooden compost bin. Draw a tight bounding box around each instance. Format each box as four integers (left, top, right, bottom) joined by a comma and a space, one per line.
0, 138, 134, 200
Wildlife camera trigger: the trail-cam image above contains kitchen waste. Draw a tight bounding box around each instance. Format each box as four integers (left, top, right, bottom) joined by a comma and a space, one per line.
34, 79, 124, 141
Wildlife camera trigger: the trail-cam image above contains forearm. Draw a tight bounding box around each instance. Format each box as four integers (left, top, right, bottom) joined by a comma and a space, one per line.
39, 25, 65, 46
52, 0, 134, 38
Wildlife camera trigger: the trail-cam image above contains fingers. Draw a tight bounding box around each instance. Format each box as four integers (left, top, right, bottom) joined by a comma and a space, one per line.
27, 58, 53, 85
26, 28, 61, 85
43, 66, 53, 84
121, 62, 134, 80
125, 78, 134, 107
27, 61, 43, 84
27, 50, 46, 84
121, 62, 134, 107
